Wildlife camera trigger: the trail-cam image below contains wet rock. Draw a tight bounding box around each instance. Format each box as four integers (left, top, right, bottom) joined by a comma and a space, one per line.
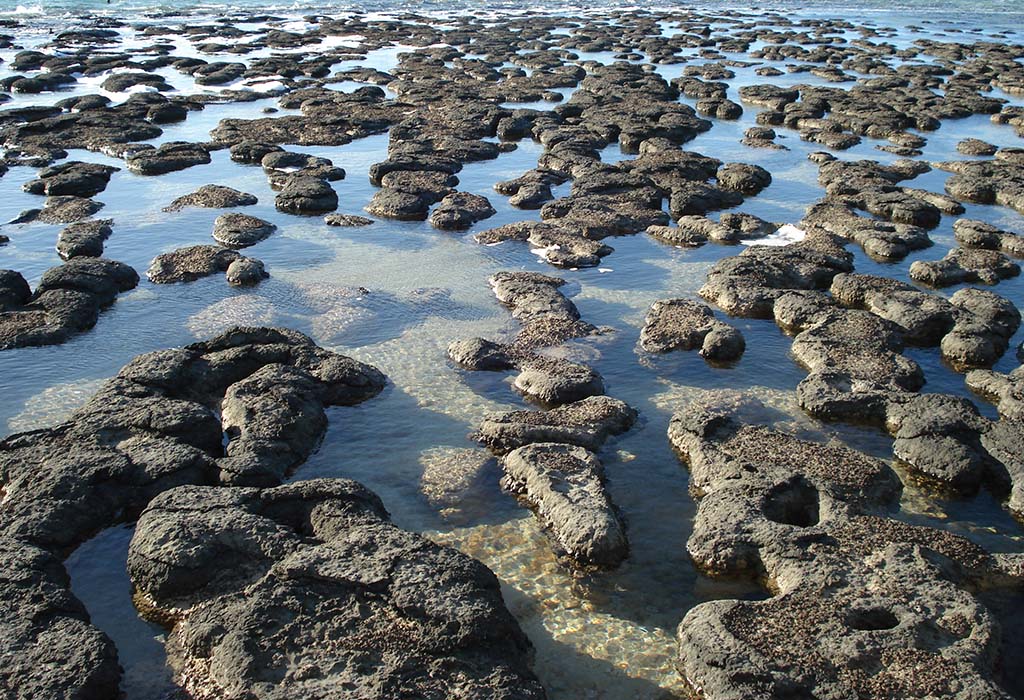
668, 180, 744, 217
770, 288, 920, 423
274, 176, 338, 215
126, 479, 545, 699
742, 125, 786, 150
55, 219, 112, 259
803, 200, 932, 261
0, 327, 385, 550
941, 288, 1022, 371
125, 142, 211, 176
12, 195, 103, 224
475, 221, 612, 268
885, 393, 993, 491
495, 169, 566, 209
0, 537, 121, 700
228, 141, 283, 164
380, 169, 458, 203
957, 138, 997, 156
670, 394, 1019, 700
503, 443, 627, 569
716, 162, 771, 195
100, 71, 172, 93
646, 223, 709, 247
262, 150, 345, 186
430, 191, 497, 231
475, 395, 637, 454
212, 213, 276, 248
147, 245, 240, 284
700, 230, 853, 318
225, 257, 268, 287
23, 161, 118, 198
163, 184, 258, 212
449, 273, 605, 406
910, 247, 1020, 287
324, 213, 373, 227
641, 298, 745, 361
953, 218, 1024, 258
0, 258, 138, 350
365, 187, 430, 220
937, 158, 1024, 214
696, 97, 742, 120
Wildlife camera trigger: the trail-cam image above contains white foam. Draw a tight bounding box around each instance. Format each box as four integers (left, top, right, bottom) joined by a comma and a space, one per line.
741, 223, 806, 247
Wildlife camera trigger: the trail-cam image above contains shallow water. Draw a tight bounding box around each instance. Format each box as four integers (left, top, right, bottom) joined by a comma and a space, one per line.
2, 4, 1024, 699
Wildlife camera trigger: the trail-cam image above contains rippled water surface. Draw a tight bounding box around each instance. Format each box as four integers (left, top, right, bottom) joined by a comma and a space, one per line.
2, 4, 1024, 699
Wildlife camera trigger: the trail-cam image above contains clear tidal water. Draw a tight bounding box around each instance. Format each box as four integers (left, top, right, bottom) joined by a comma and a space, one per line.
1, 3, 1023, 699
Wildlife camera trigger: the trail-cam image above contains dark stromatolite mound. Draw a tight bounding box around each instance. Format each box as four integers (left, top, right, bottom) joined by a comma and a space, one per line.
430, 191, 497, 231
163, 184, 258, 212
127, 479, 546, 699
475, 395, 637, 454
957, 138, 998, 156
476, 221, 613, 268
229, 141, 284, 165
212, 213, 276, 248
11, 195, 103, 224
936, 158, 1024, 214
125, 141, 212, 176
910, 247, 1021, 287
23, 161, 119, 198
0, 536, 121, 700
0, 327, 386, 551
649, 213, 778, 247
716, 162, 771, 194
802, 199, 933, 261
56, 219, 112, 259
640, 298, 745, 361
274, 175, 338, 215
669, 394, 1021, 700
148, 245, 240, 284
503, 443, 628, 569
224, 257, 268, 287
954, 219, 1024, 257
0, 258, 138, 350
699, 229, 853, 317
449, 272, 606, 405
261, 150, 345, 187
324, 213, 374, 227
829, 274, 1020, 371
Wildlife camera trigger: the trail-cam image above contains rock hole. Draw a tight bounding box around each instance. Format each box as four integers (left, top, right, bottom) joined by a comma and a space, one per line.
847, 607, 899, 631
763, 476, 820, 527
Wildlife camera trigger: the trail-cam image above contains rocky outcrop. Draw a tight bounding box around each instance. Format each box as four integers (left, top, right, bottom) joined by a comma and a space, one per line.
429, 191, 497, 231
212, 213, 276, 248
0, 537, 121, 700
0, 326, 386, 551
0, 259, 138, 350
55, 219, 112, 259
502, 443, 628, 569
700, 230, 853, 317
125, 142, 211, 176
475, 221, 613, 268
910, 247, 1020, 287
640, 298, 745, 361
23, 161, 118, 198
126, 480, 545, 699
147, 245, 240, 284
954, 219, 1024, 258
448, 272, 605, 405
670, 394, 1022, 700
274, 175, 338, 215
164, 185, 258, 212
475, 395, 637, 454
